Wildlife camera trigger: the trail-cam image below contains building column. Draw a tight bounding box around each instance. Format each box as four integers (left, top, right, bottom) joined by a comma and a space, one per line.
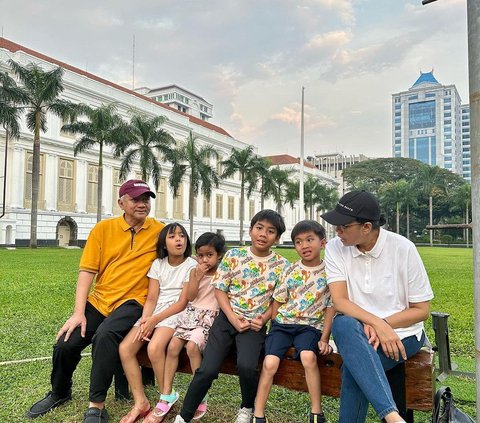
44, 153, 58, 210
9, 147, 25, 208
76, 160, 87, 213
102, 165, 113, 216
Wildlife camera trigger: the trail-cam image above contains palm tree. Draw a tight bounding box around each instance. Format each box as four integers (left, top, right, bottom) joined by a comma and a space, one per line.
169, 132, 219, 240
0, 71, 28, 221
0, 71, 27, 138
403, 180, 418, 240
248, 158, 276, 210
304, 176, 322, 219
7, 60, 74, 247
62, 103, 125, 222
221, 146, 262, 244
266, 166, 294, 214
379, 180, 408, 234
450, 183, 472, 246
415, 165, 443, 246
285, 179, 299, 218
314, 183, 338, 220
115, 113, 175, 190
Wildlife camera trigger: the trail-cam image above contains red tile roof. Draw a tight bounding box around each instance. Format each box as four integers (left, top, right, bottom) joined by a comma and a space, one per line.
265, 154, 316, 169
0, 37, 232, 138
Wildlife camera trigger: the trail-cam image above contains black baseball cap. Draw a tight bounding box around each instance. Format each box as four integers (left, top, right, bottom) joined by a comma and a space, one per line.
321, 191, 383, 226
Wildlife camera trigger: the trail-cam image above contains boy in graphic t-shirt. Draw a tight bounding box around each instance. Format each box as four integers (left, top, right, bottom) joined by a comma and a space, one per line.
173, 210, 289, 423
252, 220, 334, 423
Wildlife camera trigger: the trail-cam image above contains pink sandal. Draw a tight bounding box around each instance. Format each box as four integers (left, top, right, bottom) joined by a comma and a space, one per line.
144, 391, 179, 423
193, 396, 208, 420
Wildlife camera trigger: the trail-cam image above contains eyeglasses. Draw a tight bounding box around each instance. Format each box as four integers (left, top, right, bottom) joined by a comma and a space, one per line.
335, 222, 363, 232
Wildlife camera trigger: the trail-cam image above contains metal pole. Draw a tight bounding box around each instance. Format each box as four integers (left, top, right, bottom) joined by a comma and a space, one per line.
0, 128, 8, 219
466, 1, 480, 419
299, 86, 305, 220
132, 34, 135, 90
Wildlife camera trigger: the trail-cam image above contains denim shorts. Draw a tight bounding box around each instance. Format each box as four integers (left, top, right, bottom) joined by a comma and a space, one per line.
265, 320, 322, 359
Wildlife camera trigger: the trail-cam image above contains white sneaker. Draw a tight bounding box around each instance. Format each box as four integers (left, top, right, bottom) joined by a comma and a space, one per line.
174, 415, 188, 423
235, 407, 253, 423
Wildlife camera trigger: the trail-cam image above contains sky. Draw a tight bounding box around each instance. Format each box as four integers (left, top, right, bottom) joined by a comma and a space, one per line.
0, 0, 469, 158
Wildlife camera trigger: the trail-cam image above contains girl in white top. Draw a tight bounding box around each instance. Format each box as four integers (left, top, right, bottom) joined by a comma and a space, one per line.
156, 232, 226, 422
119, 223, 197, 423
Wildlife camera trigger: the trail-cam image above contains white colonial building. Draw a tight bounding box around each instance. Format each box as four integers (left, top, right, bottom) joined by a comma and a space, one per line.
0, 37, 337, 247
136, 85, 213, 122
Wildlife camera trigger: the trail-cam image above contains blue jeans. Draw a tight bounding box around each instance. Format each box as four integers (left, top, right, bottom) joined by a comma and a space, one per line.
332, 315, 425, 422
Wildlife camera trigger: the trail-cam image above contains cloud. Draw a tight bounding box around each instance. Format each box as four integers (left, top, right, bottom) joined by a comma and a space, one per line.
311, 0, 356, 25
270, 103, 337, 131
322, 33, 419, 80
0, 0, 468, 161
305, 30, 352, 51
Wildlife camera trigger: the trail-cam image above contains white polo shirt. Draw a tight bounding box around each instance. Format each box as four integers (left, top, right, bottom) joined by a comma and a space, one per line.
325, 228, 434, 340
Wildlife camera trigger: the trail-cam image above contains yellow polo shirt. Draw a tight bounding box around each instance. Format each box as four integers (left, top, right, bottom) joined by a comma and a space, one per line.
80, 216, 164, 316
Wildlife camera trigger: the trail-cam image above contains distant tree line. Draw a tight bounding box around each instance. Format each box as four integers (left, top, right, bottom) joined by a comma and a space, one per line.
343, 158, 471, 244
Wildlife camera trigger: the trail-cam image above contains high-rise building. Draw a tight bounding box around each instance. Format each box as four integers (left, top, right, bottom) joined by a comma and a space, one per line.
306, 152, 370, 194
460, 105, 471, 180
392, 71, 470, 180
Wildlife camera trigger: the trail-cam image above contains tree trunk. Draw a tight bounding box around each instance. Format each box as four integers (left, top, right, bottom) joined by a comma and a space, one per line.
260, 177, 265, 210
466, 203, 469, 248
406, 203, 410, 240
189, 177, 194, 241
239, 178, 245, 245
429, 195, 433, 247
96, 142, 104, 222
29, 114, 41, 248
396, 201, 400, 234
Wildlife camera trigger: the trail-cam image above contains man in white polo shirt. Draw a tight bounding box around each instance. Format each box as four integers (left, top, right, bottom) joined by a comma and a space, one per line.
321, 190, 433, 423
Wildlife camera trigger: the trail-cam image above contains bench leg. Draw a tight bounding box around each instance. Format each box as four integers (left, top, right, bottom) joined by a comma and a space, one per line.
385, 363, 409, 421
114, 363, 130, 400
142, 366, 155, 386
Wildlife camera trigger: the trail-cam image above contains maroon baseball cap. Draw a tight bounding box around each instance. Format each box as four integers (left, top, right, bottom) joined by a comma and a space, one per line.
119, 180, 156, 199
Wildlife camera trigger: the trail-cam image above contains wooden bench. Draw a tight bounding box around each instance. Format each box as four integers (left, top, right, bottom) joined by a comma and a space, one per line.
129, 346, 434, 421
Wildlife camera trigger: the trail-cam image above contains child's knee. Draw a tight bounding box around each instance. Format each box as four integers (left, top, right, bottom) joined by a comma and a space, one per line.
147, 340, 166, 361
167, 338, 182, 356
119, 339, 134, 360
300, 350, 318, 368
262, 356, 280, 375
185, 341, 200, 357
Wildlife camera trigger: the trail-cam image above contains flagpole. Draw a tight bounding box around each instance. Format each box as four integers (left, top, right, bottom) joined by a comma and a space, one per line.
299, 86, 305, 221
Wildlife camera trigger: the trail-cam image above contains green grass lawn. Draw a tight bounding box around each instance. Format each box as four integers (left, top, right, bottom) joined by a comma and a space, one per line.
0, 246, 476, 422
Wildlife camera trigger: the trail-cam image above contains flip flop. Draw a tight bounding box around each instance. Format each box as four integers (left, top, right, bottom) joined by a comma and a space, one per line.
193, 396, 207, 420
119, 404, 152, 423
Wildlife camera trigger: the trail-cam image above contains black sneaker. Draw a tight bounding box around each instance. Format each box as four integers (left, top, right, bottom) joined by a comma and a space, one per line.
27, 391, 72, 418
309, 412, 325, 423
84, 407, 109, 423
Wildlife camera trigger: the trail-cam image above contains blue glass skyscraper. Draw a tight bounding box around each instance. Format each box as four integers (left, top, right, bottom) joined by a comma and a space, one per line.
392, 71, 470, 180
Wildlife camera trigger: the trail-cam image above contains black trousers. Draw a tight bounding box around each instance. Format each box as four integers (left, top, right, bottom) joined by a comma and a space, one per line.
50, 300, 142, 402
180, 311, 266, 421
